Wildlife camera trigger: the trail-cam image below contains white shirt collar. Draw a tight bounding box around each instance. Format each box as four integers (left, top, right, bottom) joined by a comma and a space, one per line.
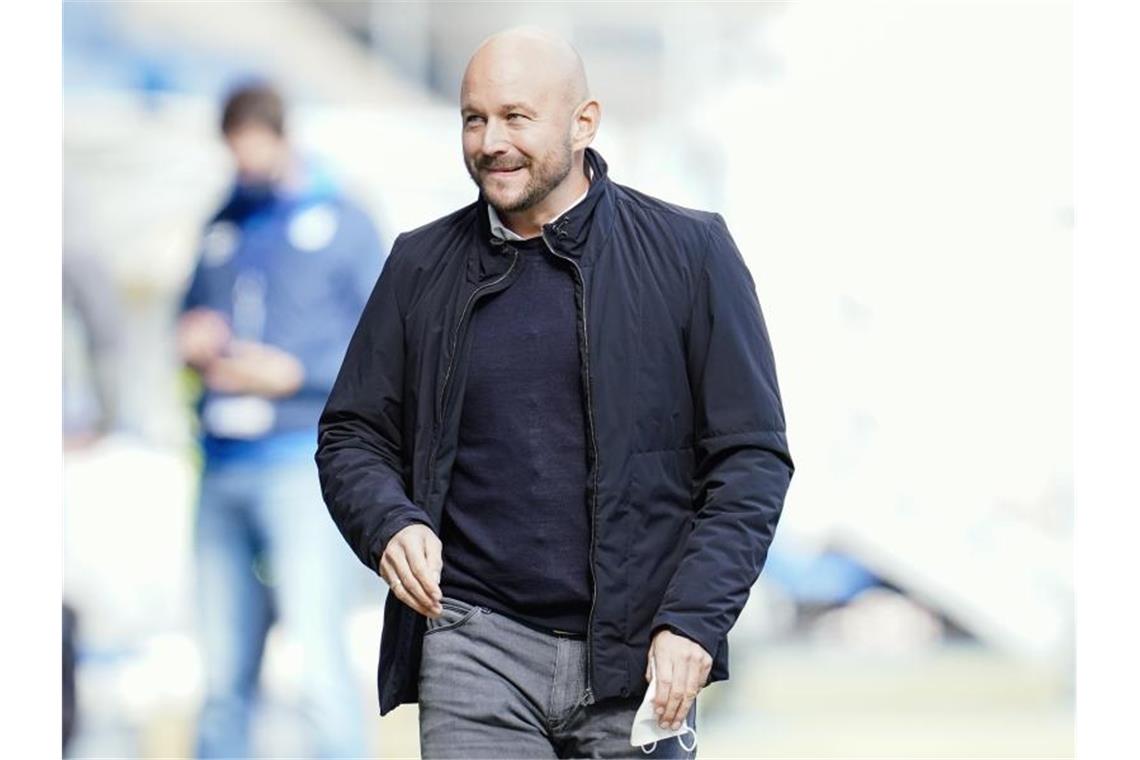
487, 164, 593, 242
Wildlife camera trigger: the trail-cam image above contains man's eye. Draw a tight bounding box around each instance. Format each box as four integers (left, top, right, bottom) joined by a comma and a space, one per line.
507, 113, 526, 121
464, 115, 484, 125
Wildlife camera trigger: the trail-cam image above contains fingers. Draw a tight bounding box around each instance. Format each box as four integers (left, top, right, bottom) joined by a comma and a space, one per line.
671, 665, 702, 732
378, 551, 413, 612
658, 657, 689, 730
651, 640, 711, 731
405, 534, 442, 608
202, 359, 242, 393
177, 314, 227, 368
393, 549, 439, 616
380, 534, 441, 618
652, 656, 674, 721
423, 531, 444, 591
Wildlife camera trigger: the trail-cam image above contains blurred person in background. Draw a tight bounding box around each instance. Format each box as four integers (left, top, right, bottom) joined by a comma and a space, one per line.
177, 82, 381, 759
63, 208, 125, 756
63, 228, 124, 448
317, 27, 793, 759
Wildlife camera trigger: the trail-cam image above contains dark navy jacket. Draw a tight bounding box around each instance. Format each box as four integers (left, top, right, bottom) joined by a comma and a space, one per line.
316, 147, 794, 715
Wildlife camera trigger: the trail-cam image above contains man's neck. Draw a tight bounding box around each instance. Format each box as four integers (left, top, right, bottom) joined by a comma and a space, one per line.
497, 161, 591, 239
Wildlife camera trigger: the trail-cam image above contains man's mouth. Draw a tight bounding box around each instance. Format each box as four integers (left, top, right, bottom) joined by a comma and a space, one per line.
485, 165, 525, 175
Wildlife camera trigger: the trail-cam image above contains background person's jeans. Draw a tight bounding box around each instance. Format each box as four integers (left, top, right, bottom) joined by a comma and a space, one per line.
192, 454, 367, 759
419, 595, 698, 759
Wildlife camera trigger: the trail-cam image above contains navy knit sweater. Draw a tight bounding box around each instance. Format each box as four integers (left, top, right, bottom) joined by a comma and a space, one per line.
438, 234, 592, 635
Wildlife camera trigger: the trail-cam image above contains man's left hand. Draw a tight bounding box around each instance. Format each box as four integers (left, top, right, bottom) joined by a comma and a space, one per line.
645, 627, 712, 731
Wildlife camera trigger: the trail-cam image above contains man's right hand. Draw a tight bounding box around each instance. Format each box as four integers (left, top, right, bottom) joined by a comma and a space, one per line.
380, 524, 443, 619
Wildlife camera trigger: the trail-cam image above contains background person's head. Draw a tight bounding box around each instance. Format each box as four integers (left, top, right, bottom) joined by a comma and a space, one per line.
460, 27, 600, 216
220, 82, 290, 187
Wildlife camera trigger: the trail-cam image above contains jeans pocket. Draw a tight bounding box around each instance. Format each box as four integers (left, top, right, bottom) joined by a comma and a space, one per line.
424, 596, 482, 636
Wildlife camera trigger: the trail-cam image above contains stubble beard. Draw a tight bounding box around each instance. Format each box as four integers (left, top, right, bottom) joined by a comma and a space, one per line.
470, 136, 574, 215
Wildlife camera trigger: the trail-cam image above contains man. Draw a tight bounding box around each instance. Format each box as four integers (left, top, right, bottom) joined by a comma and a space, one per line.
179, 82, 379, 758
317, 28, 793, 759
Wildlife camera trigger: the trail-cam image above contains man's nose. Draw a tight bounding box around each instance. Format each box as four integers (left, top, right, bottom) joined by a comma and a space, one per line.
481, 117, 510, 155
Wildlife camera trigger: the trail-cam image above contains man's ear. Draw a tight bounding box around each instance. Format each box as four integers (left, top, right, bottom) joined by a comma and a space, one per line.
571, 99, 601, 151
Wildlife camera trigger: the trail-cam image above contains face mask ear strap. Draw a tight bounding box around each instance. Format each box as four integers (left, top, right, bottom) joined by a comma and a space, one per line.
640, 740, 658, 754
678, 723, 697, 753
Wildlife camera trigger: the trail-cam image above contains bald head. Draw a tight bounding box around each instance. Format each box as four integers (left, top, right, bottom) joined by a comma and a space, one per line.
459, 26, 601, 226
462, 26, 589, 113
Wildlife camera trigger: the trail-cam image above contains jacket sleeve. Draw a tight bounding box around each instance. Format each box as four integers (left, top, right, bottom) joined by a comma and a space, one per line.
650, 213, 795, 660
315, 233, 434, 574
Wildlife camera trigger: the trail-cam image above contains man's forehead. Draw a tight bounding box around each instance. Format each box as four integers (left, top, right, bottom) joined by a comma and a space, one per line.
461, 70, 554, 112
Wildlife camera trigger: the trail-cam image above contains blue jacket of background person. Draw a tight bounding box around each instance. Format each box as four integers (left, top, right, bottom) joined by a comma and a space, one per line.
182, 157, 385, 465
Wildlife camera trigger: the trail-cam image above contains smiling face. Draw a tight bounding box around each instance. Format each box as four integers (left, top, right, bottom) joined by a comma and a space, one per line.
461, 99, 574, 214
460, 29, 599, 217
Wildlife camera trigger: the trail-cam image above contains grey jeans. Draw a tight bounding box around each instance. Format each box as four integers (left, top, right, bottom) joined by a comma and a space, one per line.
418, 595, 698, 759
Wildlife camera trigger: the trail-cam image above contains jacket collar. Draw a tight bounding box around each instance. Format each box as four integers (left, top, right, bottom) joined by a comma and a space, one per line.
487, 163, 591, 241
469, 147, 616, 283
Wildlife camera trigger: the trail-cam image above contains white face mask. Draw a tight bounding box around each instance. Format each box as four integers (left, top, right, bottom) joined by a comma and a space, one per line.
629, 659, 698, 754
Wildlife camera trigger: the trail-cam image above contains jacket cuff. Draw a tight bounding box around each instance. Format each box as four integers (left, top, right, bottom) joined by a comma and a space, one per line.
649, 616, 717, 661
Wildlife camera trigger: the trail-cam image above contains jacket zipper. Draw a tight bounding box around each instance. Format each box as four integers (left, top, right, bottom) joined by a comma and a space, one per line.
542, 227, 600, 698
424, 245, 521, 518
